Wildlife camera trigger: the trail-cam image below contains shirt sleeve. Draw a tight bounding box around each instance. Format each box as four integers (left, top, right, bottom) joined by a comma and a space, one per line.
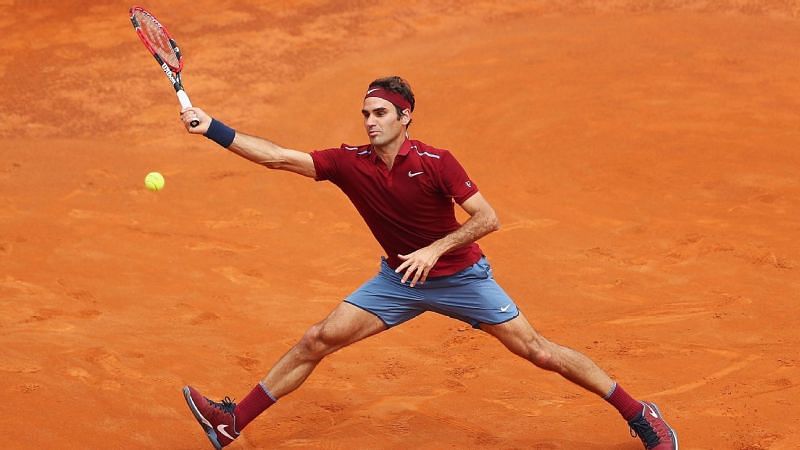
439, 150, 479, 204
310, 147, 341, 182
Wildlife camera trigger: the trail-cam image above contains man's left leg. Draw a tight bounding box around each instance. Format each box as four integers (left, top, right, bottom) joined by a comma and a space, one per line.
481, 311, 612, 395
481, 312, 678, 450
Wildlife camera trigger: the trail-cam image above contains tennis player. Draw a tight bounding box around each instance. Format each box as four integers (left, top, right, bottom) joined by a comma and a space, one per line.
179, 76, 678, 450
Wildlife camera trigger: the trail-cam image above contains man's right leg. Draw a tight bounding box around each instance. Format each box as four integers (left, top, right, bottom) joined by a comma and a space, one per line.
262, 301, 387, 398
183, 302, 386, 449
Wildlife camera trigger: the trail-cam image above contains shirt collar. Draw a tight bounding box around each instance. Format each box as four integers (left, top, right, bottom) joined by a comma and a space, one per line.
367, 138, 412, 163
397, 138, 412, 156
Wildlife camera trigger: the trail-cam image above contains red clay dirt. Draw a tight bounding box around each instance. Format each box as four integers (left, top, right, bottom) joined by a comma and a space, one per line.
1, 1, 799, 449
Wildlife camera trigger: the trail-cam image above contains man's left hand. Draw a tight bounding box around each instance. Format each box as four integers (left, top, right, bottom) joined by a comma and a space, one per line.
396, 246, 442, 287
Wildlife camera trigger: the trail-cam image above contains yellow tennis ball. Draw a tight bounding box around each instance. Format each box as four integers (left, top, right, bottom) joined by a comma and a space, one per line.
144, 172, 165, 191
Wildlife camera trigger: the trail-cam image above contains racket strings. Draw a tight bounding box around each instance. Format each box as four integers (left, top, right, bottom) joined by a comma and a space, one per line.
133, 11, 180, 69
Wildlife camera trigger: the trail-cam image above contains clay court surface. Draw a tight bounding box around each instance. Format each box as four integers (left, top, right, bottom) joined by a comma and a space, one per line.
2, 1, 800, 448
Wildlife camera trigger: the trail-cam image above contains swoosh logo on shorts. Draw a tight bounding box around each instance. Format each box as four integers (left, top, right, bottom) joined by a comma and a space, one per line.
500, 304, 511, 312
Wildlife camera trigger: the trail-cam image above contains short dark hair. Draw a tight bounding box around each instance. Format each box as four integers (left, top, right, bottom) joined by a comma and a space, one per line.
368, 76, 415, 127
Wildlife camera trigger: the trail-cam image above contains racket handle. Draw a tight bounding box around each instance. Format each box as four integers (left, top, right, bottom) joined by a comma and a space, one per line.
176, 90, 200, 127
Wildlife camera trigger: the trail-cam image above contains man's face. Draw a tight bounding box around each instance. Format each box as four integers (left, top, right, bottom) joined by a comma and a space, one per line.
362, 97, 409, 147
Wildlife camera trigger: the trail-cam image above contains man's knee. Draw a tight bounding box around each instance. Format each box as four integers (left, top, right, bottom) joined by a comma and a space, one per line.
529, 347, 555, 368
296, 322, 338, 360
524, 336, 557, 369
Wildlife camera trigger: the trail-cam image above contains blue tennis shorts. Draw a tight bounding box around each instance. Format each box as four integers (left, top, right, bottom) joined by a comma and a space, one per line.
345, 256, 519, 328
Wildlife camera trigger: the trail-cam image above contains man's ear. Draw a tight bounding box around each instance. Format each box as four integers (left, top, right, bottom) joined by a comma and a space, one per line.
401, 109, 412, 125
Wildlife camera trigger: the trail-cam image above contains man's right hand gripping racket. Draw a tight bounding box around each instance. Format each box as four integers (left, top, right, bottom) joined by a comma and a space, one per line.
129, 5, 199, 127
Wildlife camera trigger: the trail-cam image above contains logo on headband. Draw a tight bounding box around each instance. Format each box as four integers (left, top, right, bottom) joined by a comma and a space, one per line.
364, 87, 412, 111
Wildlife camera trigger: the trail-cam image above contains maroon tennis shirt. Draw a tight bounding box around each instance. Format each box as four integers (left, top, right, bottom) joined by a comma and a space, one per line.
311, 138, 482, 277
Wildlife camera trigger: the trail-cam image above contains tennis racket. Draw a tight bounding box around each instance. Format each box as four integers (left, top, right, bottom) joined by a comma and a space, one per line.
130, 5, 199, 127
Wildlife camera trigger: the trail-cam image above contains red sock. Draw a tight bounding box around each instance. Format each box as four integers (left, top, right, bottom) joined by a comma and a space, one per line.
604, 383, 643, 421
234, 383, 276, 431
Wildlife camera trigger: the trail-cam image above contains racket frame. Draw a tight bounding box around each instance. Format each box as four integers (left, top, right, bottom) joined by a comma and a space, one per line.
129, 6, 197, 123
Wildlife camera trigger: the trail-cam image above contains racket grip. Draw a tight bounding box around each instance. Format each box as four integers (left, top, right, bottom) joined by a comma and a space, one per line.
176, 90, 199, 127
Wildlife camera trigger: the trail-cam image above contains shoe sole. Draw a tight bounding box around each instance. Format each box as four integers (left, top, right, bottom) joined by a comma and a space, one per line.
182, 386, 223, 450
644, 402, 679, 449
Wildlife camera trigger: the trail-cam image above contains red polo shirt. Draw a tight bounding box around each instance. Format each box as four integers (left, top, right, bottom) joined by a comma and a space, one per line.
311, 139, 482, 277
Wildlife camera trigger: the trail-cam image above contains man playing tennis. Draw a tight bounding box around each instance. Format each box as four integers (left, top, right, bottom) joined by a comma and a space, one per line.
179, 76, 678, 450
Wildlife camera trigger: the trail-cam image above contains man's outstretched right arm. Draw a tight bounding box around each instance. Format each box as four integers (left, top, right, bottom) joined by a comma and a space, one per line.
180, 107, 316, 179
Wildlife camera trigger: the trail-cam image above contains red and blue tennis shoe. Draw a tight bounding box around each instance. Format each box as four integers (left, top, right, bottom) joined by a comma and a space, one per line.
182, 384, 678, 449
183, 385, 240, 449
628, 401, 679, 449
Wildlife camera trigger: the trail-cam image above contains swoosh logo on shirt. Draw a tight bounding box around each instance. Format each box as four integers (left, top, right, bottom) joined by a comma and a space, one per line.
408, 171, 424, 177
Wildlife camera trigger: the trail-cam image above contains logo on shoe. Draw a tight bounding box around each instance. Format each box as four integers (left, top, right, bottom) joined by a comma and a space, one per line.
647, 406, 659, 419
217, 424, 238, 440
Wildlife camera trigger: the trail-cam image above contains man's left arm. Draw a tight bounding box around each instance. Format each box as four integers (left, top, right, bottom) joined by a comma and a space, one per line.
396, 192, 500, 287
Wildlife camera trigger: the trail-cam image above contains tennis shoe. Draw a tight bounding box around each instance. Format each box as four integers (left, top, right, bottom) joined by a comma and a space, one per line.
183, 385, 240, 449
628, 401, 678, 450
